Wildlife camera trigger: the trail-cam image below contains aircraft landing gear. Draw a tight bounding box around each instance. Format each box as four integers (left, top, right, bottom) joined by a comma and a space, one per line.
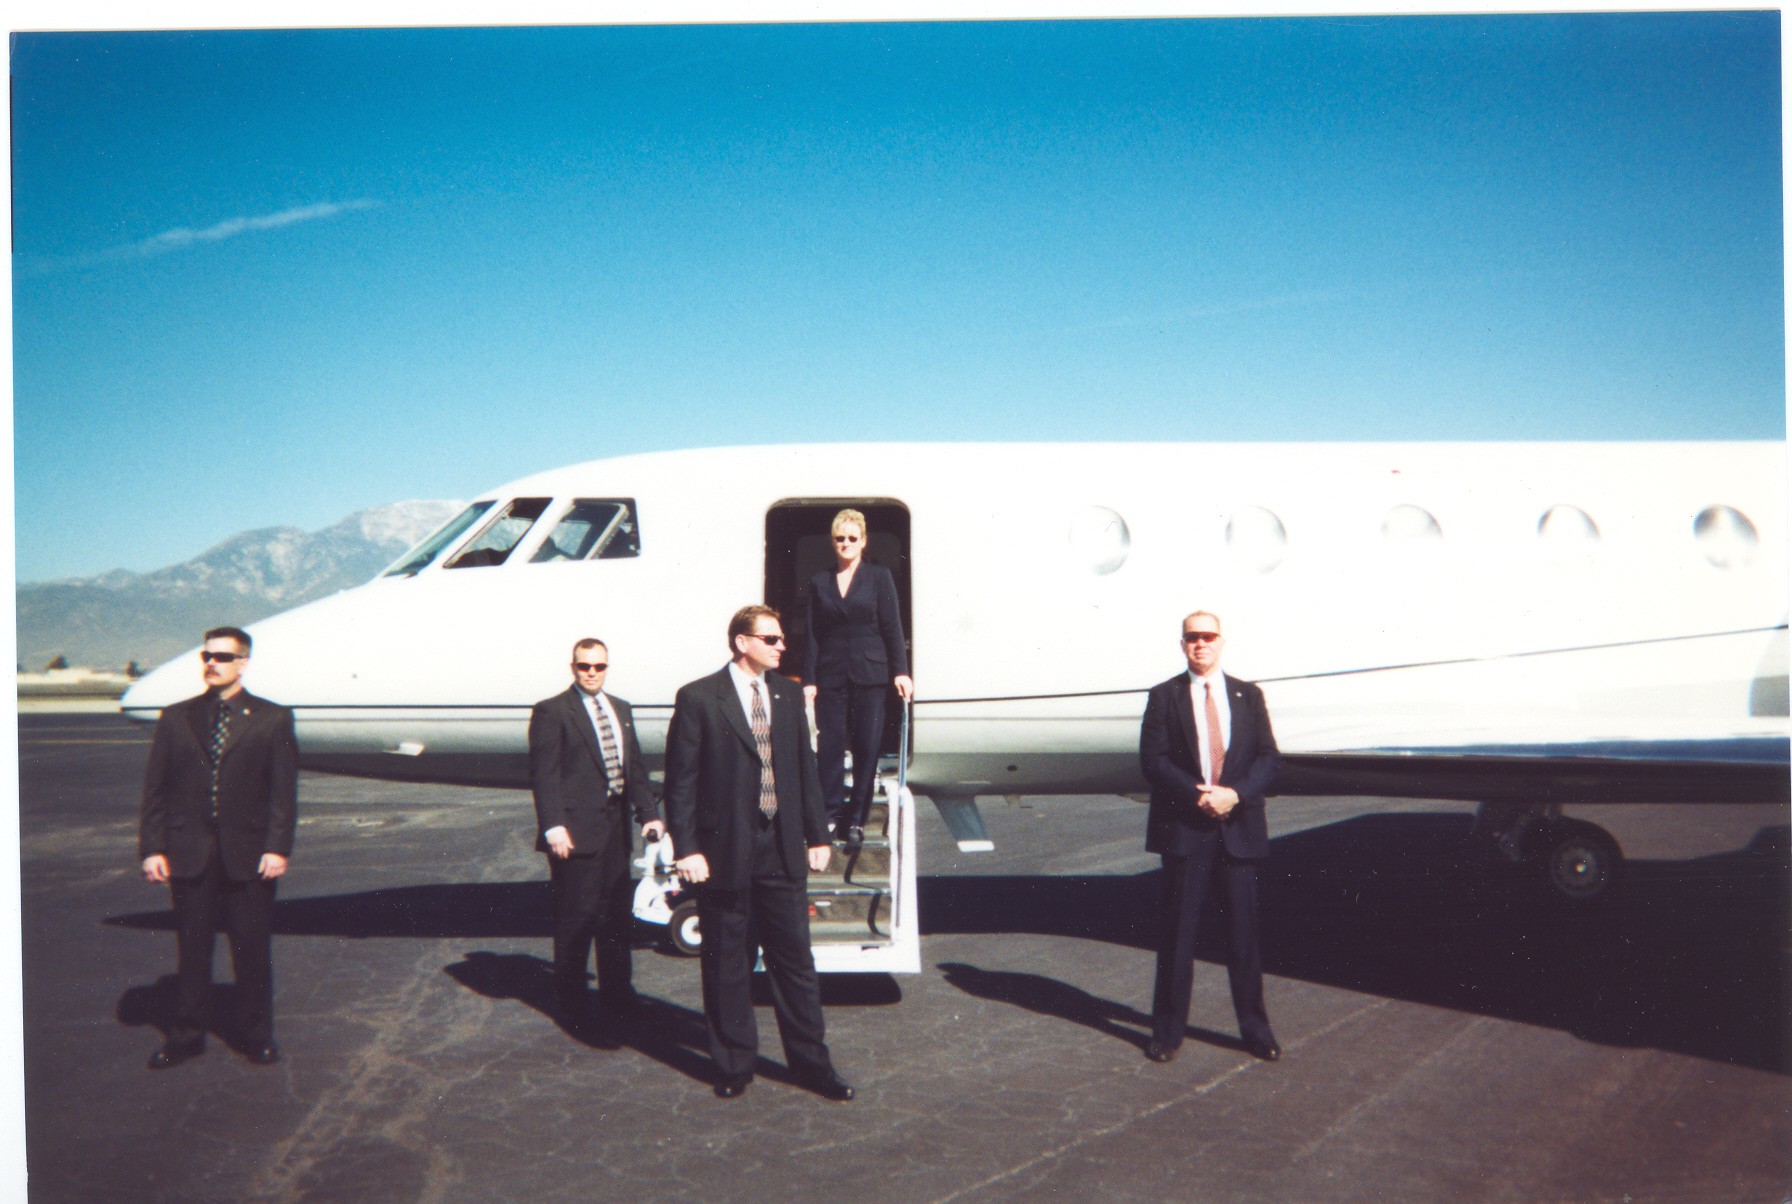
1534, 818, 1622, 901
1473, 802, 1623, 902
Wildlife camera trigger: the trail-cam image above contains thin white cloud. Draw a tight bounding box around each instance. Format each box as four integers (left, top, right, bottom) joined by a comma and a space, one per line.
21, 199, 379, 275
137, 200, 378, 254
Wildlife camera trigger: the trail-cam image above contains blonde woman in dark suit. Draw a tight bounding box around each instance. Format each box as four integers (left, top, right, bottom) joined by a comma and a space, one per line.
801, 509, 913, 848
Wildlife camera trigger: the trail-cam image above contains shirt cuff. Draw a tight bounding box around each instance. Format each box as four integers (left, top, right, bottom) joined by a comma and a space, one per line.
544, 825, 569, 842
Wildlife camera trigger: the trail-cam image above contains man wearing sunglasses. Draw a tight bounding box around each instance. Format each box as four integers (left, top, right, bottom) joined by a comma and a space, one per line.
662, 605, 852, 1101
137, 626, 298, 1069
529, 638, 664, 1031
1140, 611, 1283, 1066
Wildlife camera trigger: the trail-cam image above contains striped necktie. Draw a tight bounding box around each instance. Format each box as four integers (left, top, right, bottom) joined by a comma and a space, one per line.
591, 695, 624, 795
750, 681, 777, 817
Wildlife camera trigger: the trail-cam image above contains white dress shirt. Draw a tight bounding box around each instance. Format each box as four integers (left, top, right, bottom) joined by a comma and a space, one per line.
727, 661, 772, 730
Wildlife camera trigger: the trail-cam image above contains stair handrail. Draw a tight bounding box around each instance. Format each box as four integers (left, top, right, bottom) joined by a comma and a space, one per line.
897, 695, 911, 797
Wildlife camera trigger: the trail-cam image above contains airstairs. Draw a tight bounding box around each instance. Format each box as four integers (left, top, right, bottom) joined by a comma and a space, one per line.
809, 765, 920, 973
810, 695, 919, 972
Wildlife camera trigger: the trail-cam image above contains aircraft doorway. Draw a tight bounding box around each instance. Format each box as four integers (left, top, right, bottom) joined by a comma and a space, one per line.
764, 500, 912, 759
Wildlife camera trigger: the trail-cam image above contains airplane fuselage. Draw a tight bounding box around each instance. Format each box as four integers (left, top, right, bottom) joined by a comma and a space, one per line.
121, 442, 1789, 805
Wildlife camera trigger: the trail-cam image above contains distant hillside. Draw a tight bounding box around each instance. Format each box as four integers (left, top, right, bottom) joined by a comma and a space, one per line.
16, 500, 464, 672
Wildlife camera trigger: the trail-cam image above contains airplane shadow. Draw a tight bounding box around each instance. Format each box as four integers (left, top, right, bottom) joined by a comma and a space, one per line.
108, 884, 902, 1010
103, 814, 1788, 1072
106, 880, 562, 942
922, 814, 1792, 1074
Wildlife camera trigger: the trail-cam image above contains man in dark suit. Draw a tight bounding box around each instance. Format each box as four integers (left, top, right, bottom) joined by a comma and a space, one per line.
529, 638, 663, 1024
138, 626, 297, 1069
663, 605, 854, 1101
1140, 610, 1283, 1065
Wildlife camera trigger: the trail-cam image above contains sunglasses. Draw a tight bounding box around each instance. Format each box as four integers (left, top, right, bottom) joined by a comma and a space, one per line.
748, 633, 785, 647
572, 661, 609, 673
201, 651, 245, 664
1182, 632, 1221, 644
834, 534, 861, 544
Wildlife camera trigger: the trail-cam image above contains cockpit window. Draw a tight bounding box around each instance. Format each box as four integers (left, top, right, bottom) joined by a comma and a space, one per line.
530, 499, 642, 562
443, 498, 552, 569
383, 501, 495, 577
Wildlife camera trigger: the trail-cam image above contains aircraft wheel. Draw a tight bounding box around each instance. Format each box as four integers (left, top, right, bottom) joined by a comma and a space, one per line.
668, 901, 702, 956
1535, 819, 1622, 901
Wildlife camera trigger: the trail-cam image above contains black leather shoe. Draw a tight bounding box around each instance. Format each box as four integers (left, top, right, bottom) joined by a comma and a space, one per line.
147, 1039, 205, 1070
844, 825, 865, 851
800, 1068, 855, 1101
714, 1074, 752, 1099
1244, 1036, 1281, 1062
247, 1043, 281, 1066
1145, 1041, 1177, 1064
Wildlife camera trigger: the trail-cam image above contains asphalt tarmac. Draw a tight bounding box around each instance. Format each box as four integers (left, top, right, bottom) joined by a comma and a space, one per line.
17, 714, 1792, 1202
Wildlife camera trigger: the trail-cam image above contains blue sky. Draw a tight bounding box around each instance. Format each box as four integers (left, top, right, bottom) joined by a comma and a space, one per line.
10, 13, 1785, 583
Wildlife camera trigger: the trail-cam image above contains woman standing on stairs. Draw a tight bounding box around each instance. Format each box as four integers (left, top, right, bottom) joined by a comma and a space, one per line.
802, 508, 914, 849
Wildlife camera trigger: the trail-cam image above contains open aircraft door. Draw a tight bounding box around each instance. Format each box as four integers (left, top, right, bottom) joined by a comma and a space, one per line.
764, 500, 919, 972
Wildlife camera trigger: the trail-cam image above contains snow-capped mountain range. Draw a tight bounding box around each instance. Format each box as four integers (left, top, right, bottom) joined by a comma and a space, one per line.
16, 500, 464, 672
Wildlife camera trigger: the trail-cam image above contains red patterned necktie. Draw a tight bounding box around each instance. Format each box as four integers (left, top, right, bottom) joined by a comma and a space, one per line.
1205, 680, 1226, 785
750, 682, 777, 817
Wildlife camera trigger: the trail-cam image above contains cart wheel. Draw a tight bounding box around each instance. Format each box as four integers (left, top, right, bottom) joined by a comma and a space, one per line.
668, 901, 702, 956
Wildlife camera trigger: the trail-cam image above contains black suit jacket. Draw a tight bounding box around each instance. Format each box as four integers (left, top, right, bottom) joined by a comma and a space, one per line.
662, 666, 828, 889
138, 690, 299, 881
528, 686, 656, 854
1140, 672, 1280, 860
801, 562, 908, 688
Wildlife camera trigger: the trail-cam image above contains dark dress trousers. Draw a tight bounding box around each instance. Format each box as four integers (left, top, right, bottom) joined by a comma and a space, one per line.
528, 686, 656, 1003
663, 666, 833, 1080
138, 689, 298, 1046
802, 561, 908, 829
1139, 672, 1281, 1051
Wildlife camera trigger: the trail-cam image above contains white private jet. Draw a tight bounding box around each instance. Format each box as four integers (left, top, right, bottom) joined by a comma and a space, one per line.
121, 442, 1788, 965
